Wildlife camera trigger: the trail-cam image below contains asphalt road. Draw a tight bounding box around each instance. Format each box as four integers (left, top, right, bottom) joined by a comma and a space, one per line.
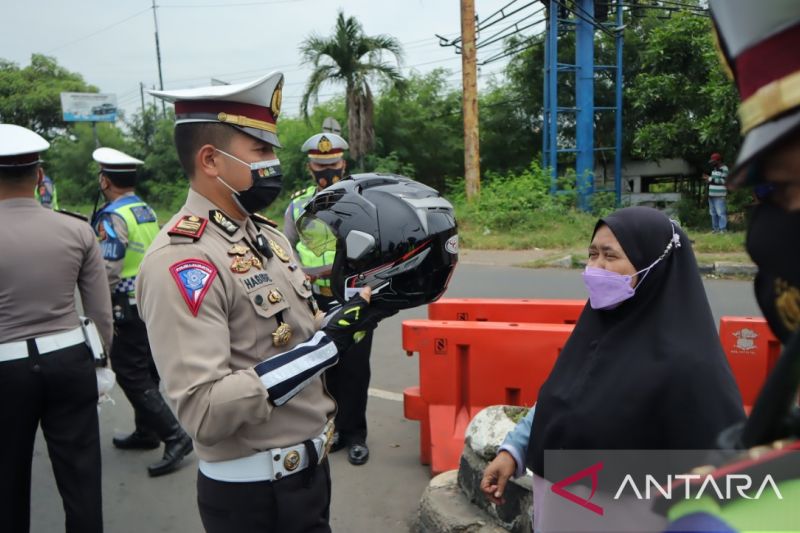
30, 264, 762, 532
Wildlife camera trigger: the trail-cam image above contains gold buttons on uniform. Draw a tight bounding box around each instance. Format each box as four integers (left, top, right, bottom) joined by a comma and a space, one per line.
267, 289, 283, 304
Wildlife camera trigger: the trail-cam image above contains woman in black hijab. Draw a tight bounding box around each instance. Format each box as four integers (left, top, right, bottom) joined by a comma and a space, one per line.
481, 206, 745, 526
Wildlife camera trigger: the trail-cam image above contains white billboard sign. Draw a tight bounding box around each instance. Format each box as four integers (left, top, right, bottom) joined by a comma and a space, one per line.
60, 92, 118, 122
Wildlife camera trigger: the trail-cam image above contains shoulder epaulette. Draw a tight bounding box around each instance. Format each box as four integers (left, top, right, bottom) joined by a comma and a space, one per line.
55, 209, 89, 222
167, 215, 207, 241
250, 213, 278, 228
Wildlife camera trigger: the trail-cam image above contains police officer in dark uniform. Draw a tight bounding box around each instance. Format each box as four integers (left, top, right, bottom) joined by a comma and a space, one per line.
91, 147, 192, 477
285, 133, 375, 465
0, 124, 113, 533
659, 3, 800, 530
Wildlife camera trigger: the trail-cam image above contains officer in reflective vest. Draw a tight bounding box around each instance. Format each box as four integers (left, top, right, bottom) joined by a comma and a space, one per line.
34, 172, 58, 209
284, 132, 374, 465
92, 147, 192, 477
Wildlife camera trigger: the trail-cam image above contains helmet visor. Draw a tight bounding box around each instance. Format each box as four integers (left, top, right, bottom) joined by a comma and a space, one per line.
296, 213, 338, 257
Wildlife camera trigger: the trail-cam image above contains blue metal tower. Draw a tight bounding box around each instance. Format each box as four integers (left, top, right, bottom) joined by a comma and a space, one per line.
542, 0, 624, 210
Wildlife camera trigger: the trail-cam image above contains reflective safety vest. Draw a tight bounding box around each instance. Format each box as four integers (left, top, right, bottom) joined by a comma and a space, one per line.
94, 195, 159, 296
34, 175, 58, 209
289, 185, 335, 288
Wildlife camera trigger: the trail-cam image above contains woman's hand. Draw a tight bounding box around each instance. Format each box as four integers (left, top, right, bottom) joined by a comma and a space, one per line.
480, 450, 517, 505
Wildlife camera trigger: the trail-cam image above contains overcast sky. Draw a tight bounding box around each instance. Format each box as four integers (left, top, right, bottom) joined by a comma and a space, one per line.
3, 0, 529, 122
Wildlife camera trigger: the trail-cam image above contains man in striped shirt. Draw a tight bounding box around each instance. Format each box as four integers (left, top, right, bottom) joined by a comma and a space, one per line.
705, 152, 729, 233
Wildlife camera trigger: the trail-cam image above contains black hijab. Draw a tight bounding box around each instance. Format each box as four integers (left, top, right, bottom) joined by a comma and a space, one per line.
526, 206, 745, 476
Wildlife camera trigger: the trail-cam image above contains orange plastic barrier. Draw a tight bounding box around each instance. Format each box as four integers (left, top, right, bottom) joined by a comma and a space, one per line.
428, 298, 585, 323
402, 319, 573, 474
719, 316, 781, 409
403, 304, 780, 475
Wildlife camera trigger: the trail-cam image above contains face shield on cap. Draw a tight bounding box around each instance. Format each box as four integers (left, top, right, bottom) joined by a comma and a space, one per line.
297, 174, 459, 310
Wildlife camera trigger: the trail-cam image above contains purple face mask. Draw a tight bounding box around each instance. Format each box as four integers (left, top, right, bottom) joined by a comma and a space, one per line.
582, 267, 636, 310
582, 221, 683, 310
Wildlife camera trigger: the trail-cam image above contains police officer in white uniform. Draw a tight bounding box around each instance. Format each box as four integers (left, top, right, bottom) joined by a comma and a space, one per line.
0, 124, 113, 533
138, 73, 389, 532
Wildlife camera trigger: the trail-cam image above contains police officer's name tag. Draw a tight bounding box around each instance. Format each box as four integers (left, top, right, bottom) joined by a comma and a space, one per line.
240, 272, 273, 293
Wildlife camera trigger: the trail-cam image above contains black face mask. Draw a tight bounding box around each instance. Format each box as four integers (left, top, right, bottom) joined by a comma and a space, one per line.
217, 150, 283, 214
311, 167, 343, 189
747, 200, 800, 343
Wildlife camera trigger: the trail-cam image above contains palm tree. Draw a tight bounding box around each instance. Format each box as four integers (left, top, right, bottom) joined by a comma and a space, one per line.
300, 11, 404, 168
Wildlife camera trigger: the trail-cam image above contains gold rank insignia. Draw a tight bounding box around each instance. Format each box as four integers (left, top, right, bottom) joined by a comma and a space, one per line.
230, 256, 252, 273
250, 256, 263, 270
269, 239, 290, 262
284, 450, 301, 471
267, 289, 283, 304
210, 210, 239, 236
227, 244, 249, 256
272, 322, 292, 347
168, 215, 208, 240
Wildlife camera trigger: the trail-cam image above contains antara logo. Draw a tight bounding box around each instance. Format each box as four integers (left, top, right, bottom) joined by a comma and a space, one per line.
551, 462, 605, 516
551, 462, 784, 516
614, 473, 783, 501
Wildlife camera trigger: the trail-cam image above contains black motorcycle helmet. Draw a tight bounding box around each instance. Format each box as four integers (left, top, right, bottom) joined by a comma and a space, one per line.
296, 173, 458, 311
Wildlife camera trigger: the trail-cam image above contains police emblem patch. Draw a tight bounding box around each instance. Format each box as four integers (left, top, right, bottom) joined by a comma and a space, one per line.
169, 259, 217, 316
131, 205, 157, 224
318, 136, 332, 153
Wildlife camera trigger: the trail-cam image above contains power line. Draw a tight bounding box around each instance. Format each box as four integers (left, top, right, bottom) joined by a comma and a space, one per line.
45, 8, 150, 53
160, 0, 304, 6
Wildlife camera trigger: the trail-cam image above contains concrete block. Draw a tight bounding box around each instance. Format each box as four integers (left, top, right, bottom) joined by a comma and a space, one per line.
714, 262, 757, 276
416, 470, 507, 533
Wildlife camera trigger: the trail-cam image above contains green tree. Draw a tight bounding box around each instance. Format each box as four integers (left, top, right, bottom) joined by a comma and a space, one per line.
0, 54, 97, 137
126, 108, 187, 214
299, 11, 404, 167
625, 11, 740, 170
47, 122, 128, 205
371, 69, 462, 190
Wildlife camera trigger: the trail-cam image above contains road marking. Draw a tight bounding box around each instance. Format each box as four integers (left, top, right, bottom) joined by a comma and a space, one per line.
368, 387, 403, 402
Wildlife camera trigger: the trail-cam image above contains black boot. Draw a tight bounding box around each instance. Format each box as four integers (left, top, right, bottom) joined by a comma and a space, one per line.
113, 428, 160, 450
129, 389, 193, 477
148, 433, 193, 477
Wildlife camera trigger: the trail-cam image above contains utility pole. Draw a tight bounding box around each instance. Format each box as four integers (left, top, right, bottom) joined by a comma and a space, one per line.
152, 0, 166, 118
140, 82, 150, 147
460, 0, 480, 202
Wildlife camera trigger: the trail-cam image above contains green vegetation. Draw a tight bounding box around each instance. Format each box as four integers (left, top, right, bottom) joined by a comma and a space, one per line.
7, 1, 749, 259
